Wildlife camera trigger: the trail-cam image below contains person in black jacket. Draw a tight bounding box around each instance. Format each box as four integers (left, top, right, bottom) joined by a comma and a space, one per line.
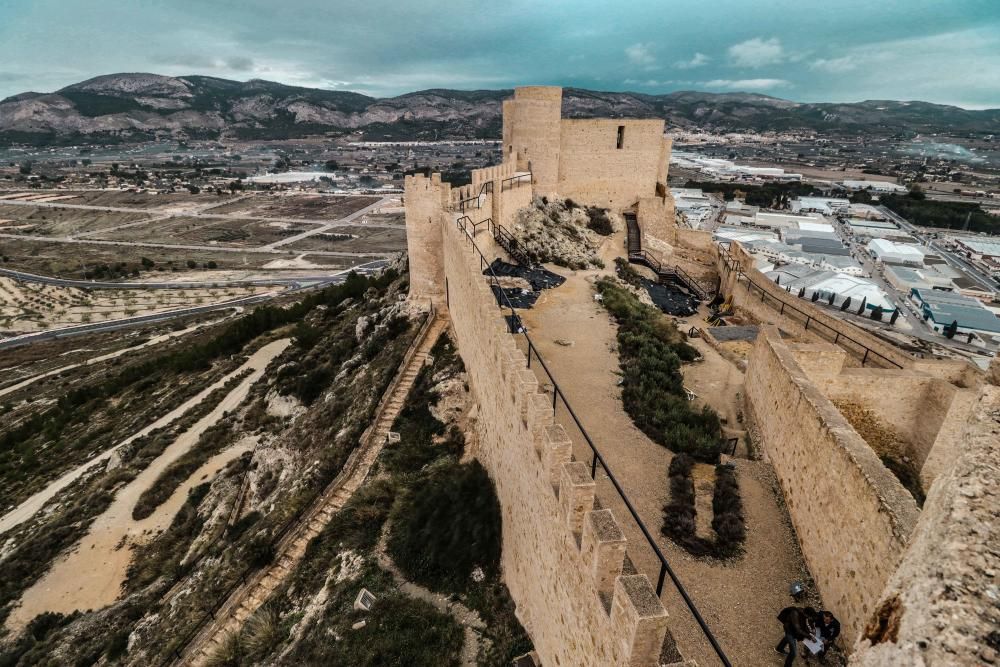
775, 606, 814, 666
816, 610, 841, 655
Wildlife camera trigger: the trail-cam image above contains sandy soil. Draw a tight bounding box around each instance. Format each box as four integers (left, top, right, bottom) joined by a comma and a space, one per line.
514, 235, 816, 666
0, 277, 268, 332
0, 316, 229, 400
3, 339, 289, 631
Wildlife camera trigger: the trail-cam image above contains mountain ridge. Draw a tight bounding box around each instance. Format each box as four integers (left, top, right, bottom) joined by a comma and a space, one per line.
1, 72, 997, 146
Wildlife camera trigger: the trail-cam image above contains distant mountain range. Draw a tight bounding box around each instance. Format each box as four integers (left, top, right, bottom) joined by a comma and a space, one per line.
1, 73, 998, 146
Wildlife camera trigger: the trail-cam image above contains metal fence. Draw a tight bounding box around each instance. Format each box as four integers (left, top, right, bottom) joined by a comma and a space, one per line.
718, 244, 904, 369
455, 215, 733, 667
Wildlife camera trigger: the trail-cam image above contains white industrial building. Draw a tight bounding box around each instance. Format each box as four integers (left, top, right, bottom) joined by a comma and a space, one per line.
791, 197, 851, 216
753, 211, 826, 230
671, 151, 802, 182
841, 180, 908, 194
867, 239, 927, 266
765, 265, 895, 311
671, 188, 717, 229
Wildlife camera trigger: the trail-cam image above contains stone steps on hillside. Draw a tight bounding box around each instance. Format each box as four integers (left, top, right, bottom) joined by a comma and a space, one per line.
178, 313, 448, 667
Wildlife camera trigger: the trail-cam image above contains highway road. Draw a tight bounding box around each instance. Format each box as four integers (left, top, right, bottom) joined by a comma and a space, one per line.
0, 266, 390, 290
0, 260, 390, 350
878, 206, 998, 291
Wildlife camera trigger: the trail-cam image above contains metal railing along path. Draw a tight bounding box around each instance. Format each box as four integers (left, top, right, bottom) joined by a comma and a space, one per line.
455, 214, 733, 667
717, 243, 904, 369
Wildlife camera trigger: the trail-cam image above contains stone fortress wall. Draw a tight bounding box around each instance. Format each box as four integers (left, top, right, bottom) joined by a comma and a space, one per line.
501, 86, 677, 246
717, 236, 996, 662
405, 85, 999, 666
441, 190, 672, 665
744, 329, 921, 646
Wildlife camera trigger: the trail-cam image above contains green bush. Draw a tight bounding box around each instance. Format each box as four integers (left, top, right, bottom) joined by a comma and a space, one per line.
882, 192, 998, 234
387, 461, 501, 595
586, 207, 614, 236
597, 279, 721, 461
711, 464, 745, 557
298, 594, 463, 667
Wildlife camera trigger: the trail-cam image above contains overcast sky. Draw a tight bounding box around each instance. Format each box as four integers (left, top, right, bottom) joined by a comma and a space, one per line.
1, 0, 998, 108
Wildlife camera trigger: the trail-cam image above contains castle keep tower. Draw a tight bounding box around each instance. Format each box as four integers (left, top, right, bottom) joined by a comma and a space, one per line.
503, 86, 563, 196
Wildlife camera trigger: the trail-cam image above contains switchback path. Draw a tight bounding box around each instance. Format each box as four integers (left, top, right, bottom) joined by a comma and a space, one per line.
178, 313, 448, 666
5, 340, 291, 631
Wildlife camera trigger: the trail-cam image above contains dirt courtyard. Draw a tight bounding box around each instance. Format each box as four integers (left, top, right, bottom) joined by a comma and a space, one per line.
513, 233, 819, 666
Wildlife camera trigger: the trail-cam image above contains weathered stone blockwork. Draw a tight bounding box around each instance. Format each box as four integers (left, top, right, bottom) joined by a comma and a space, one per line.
437, 194, 671, 666
501, 86, 676, 245
745, 327, 920, 646
850, 385, 1000, 667
404, 172, 448, 302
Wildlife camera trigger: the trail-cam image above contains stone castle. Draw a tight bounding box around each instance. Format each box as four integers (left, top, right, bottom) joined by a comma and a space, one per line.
403, 86, 999, 666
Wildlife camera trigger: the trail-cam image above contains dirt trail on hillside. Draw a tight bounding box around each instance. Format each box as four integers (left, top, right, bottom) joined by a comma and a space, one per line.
518, 248, 815, 667
0, 324, 250, 539
0, 316, 228, 400
5, 339, 289, 631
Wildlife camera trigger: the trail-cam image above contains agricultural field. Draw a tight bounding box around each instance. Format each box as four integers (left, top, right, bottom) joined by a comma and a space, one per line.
58, 190, 221, 210
0, 237, 365, 279
0, 277, 271, 333
93, 215, 313, 246
203, 193, 380, 219
0, 204, 153, 236
286, 224, 407, 253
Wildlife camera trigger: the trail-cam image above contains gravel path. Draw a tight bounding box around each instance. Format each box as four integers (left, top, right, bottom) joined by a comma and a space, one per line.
517, 253, 819, 667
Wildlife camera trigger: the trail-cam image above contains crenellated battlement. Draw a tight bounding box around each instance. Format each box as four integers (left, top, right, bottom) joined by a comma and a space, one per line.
438, 206, 671, 666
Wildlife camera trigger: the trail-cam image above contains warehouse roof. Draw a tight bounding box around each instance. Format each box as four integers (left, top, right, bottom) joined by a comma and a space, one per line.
912, 288, 1000, 333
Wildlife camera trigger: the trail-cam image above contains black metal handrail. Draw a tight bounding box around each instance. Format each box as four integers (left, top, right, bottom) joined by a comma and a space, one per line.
500, 171, 532, 191
628, 249, 712, 301
455, 215, 732, 667
718, 243, 904, 368
457, 180, 495, 212
624, 214, 712, 301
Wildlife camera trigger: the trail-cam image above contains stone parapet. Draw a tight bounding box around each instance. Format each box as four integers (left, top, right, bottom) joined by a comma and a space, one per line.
440, 205, 672, 666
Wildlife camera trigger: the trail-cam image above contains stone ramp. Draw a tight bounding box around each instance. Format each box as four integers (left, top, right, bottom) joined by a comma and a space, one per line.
176, 312, 449, 666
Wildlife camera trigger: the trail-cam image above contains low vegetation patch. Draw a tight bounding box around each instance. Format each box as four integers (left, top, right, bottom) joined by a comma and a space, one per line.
585, 206, 614, 236
0, 269, 416, 663
207, 330, 529, 666
882, 190, 998, 234
661, 454, 745, 559
596, 278, 722, 462
387, 460, 502, 594
684, 179, 821, 209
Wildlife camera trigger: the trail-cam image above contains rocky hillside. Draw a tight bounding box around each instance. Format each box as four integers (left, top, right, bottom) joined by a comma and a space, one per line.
2, 73, 998, 145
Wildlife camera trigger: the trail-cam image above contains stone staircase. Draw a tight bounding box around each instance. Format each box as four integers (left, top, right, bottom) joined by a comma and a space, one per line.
180, 312, 449, 666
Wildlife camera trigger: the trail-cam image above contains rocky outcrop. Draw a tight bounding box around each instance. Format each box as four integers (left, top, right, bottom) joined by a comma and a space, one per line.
511, 197, 616, 270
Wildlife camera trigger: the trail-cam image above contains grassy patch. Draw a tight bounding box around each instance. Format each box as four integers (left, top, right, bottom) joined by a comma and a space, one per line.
585, 207, 614, 236
381, 335, 466, 476
596, 278, 722, 462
